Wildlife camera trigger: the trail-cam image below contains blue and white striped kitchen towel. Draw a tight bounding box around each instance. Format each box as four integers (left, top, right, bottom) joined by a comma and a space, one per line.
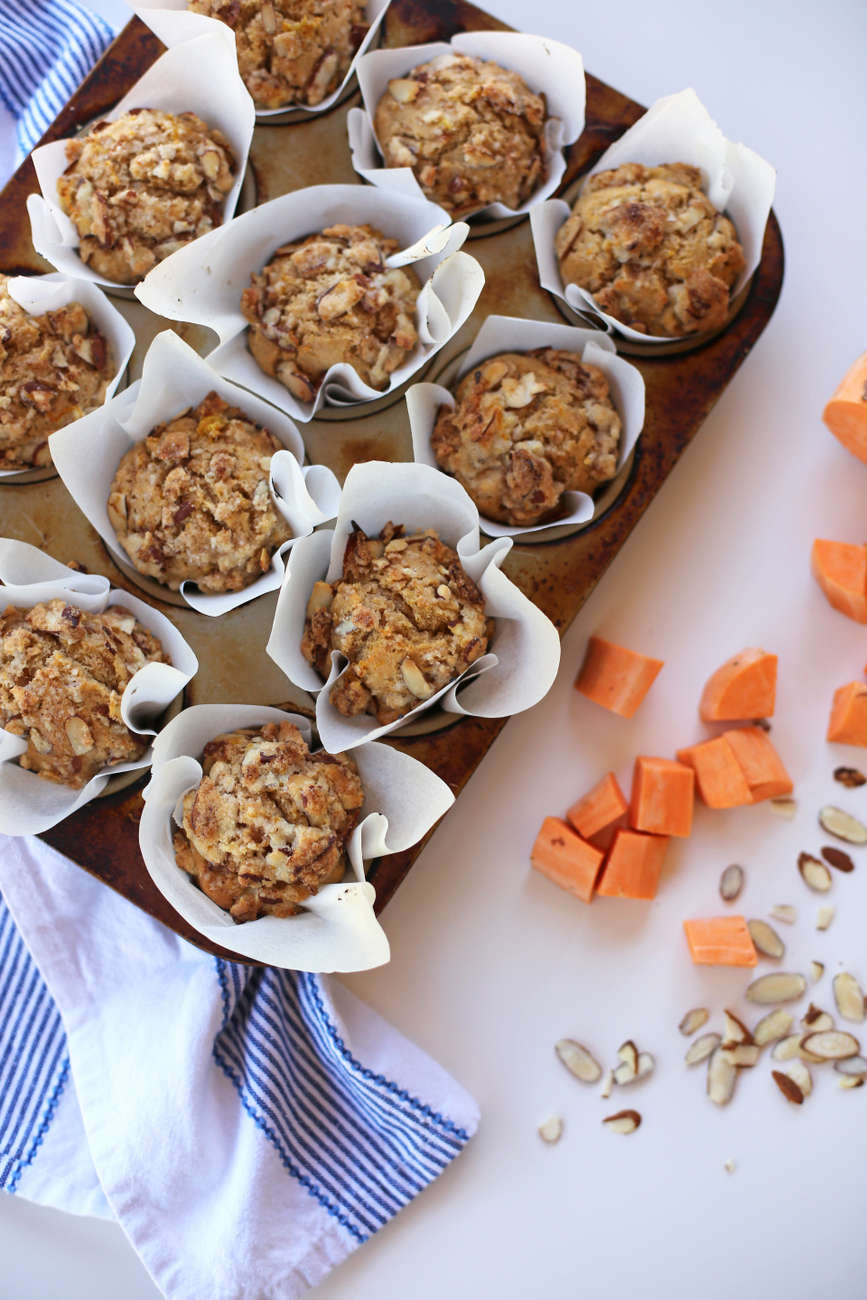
0, 835, 478, 1299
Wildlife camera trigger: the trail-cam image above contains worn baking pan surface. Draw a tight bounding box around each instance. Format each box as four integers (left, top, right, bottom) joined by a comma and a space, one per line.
0, 0, 784, 962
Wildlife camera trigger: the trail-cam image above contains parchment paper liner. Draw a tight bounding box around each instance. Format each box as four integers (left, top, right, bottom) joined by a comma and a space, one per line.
530, 88, 777, 344
27, 30, 256, 291
0, 273, 136, 481
130, 0, 391, 121
265, 461, 561, 752
49, 330, 341, 617
0, 539, 198, 835
406, 314, 645, 538
141, 702, 455, 971
134, 184, 484, 422
348, 31, 586, 222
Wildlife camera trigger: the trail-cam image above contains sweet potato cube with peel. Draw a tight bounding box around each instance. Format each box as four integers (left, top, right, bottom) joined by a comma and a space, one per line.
684, 916, 757, 967
574, 636, 664, 718
629, 756, 694, 837
811, 540, 867, 624
827, 682, 867, 746
676, 736, 752, 809
699, 648, 777, 721
530, 817, 604, 904
596, 829, 668, 900
722, 727, 793, 802
567, 772, 628, 843
822, 351, 867, 464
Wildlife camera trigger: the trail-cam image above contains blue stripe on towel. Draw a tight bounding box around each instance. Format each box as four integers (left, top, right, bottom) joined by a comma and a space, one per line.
213, 961, 471, 1244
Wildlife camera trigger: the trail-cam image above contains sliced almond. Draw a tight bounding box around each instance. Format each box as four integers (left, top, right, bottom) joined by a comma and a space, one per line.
400, 657, 433, 700
833, 972, 866, 1023
635, 1052, 654, 1080
555, 1039, 602, 1083
800, 1004, 833, 1033
772, 1069, 804, 1104
685, 1032, 720, 1066
602, 1109, 641, 1134
721, 1043, 760, 1068
616, 1040, 639, 1074
769, 797, 797, 819
305, 580, 334, 620
723, 1010, 753, 1045
816, 905, 835, 930
834, 766, 867, 788
821, 846, 855, 873
771, 904, 797, 925
786, 1060, 813, 1096
613, 1059, 637, 1086
64, 715, 94, 755
719, 864, 744, 902
745, 972, 807, 1005
798, 852, 832, 892
679, 1007, 709, 1036
754, 1009, 793, 1046
538, 1115, 562, 1144
724, 1158, 736, 1173
747, 919, 785, 960
818, 805, 867, 844
810, 961, 825, 983
599, 1069, 614, 1099
839, 1074, 864, 1089
707, 1046, 736, 1105
771, 1035, 802, 1062
834, 1055, 867, 1078
800, 1030, 861, 1060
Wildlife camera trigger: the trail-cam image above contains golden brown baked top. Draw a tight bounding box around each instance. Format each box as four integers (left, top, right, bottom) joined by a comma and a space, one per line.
108, 390, 292, 594
56, 108, 236, 285
241, 224, 420, 399
431, 348, 622, 526
188, 0, 367, 109
555, 162, 746, 337
302, 523, 491, 725
173, 720, 364, 923
373, 52, 547, 217
0, 599, 168, 789
0, 275, 112, 471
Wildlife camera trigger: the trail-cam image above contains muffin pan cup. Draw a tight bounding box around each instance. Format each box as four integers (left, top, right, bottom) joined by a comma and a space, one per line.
0, 539, 198, 835
141, 702, 454, 971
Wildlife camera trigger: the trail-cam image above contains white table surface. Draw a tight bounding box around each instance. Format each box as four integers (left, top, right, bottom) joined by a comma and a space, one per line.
3, 1, 867, 1296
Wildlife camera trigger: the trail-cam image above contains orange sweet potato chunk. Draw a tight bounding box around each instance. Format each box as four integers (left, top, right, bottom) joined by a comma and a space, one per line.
574, 636, 664, 718
530, 817, 604, 904
596, 829, 668, 900
722, 727, 793, 801
811, 539, 867, 623
699, 648, 777, 721
822, 351, 867, 464
567, 772, 628, 842
683, 916, 757, 967
827, 682, 867, 746
676, 737, 752, 809
629, 756, 694, 837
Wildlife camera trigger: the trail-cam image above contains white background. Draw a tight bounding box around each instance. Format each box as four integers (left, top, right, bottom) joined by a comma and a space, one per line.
3, 0, 867, 1296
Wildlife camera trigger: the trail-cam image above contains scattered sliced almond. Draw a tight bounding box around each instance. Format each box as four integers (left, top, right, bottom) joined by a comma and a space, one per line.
786, 1060, 813, 1096
745, 972, 807, 1005
839, 1074, 864, 1089
722, 1010, 753, 1045
721, 1043, 760, 1068
724, 1158, 736, 1173
834, 1055, 867, 1078
772, 1069, 804, 1104
801, 1003, 833, 1031
798, 852, 832, 892
617, 1041, 639, 1074
602, 1109, 641, 1134
832, 972, 866, 1023
810, 961, 825, 983
816, 905, 834, 930
599, 1069, 614, 1099
769, 797, 797, 819
818, 805, 867, 845
834, 766, 867, 788
538, 1115, 562, 1143
771, 1035, 802, 1062
685, 1032, 721, 1066
747, 919, 785, 959
613, 1059, 637, 1086
821, 846, 855, 873
754, 1009, 793, 1045
635, 1052, 654, 1081
679, 1007, 709, 1036
719, 864, 744, 902
771, 904, 797, 925
800, 1030, 861, 1060
707, 1047, 736, 1105
555, 1039, 602, 1083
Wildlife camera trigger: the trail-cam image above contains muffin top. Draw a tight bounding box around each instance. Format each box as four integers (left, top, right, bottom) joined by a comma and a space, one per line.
56, 108, 236, 285
174, 720, 364, 923
0, 275, 113, 471
373, 52, 547, 217
0, 599, 168, 788
555, 162, 746, 337
188, 0, 367, 109
431, 349, 622, 526
301, 522, 491, 726
241, 224, 420, 399
108, 390, 292, 594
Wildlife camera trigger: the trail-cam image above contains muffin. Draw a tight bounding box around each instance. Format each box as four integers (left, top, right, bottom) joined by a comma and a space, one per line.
173, 720, 364, 922
431, 348, 622, 526
555, 162, 746, 337
0, 599, 169, 788
0, 276, 113, 471
56, 108, 236, 284
373, 52, 547, 217
241, 224, 420, 399
187, 0, 367, 109
302, 523, 491, 725
108, 390, 292, 594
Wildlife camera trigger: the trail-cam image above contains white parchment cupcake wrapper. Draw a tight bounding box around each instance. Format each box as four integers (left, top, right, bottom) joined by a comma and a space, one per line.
48, 331, 341, 616
28, 30, 256, 290
142, 702, 455, 971
531, 88, 777, 343
0, 539, 198, 835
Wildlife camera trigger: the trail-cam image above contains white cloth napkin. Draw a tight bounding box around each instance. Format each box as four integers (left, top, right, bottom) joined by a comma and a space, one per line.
0, 834, 479, 1299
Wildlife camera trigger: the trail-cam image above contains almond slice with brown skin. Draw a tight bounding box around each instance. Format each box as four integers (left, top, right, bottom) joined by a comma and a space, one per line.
685, 1032, 720, 1066
821, 846, 855, 873
679, 1007, 709, 1036
833, 972, 866, 1023
839, 1074, 864, 1089
754, 1009, 793, 1046
834, 766, 867, 788
555, 1039, 602, 1083
721, 1043, 760, 1068
722, 1010, 753, 1045
635, 1052, 654, 1080
834, 1054, 867, 1077
772, 1069, 804, 1104
748, 919, 785, 959
801, 1004, 833, 1033
616, 1040, 639, 1074
786, 1060, 813, 1096
746, 972, 807, 1004
719, 864, 744, 901
771, 904, 797, 925
771, 1035, 802, 1062
810, 961, 825, 982
599, 1069, 614, 1099
798, 853, 832, 892
538, 1115, 562, 1143
707, 1046, 736, 1105
769, 797, 797, 819
800, 1030, 861, 1060
602, 1109, 641, 1134
819, 806, 867, 844
816, 905, 834, 930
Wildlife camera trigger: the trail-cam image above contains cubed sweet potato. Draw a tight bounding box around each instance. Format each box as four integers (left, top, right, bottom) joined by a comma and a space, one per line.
530, 817, 605, 904
822, 351, 867, 464
574, 636, 664, 718
567, 772, 628, 843
676, 737, 752, 809
722, 727, 793, 802
827, 682, 867, 746
811, 539, 867, 624
683, 916, 757, 967
629, 756, 694, 837
699, 648, 777, 721
596, 829, 668, 900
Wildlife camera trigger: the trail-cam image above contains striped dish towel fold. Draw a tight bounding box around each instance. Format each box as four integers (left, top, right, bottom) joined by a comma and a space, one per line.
0, 835, 478, 1299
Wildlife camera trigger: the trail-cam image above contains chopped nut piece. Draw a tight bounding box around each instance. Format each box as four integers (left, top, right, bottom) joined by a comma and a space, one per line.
833, 972, 866, 1023
771, 904, 797, 925
616, 1041, 639, 1074
747, 919, 785, 960
785, 1060, 813, 1096
771, 1035, 802, 1062
818, 805, 867, 844
724, 1158, 736, 1173
816, 905, 835, 930
834, 1055, 867, 1078
679, 1007, 709, 1036
745, 972, 807, 1004
602, 1109, 641, 1134
753, 1009, 793, 1046
800, 1030, 860, 1060
707, 1046, 736, 1105
810, 961, 825, 983
821, 845, 855, 872
772, 1069, 805, 1104
839, 1074, 864, 1089
800, 1004, 833, 1034
555, 1039, 602, 1083
721, 1043, 760, 1068
685, 1032, 721, 1066
599, 1069, 614, 1099
798, 852, 832, 892
538, 1115, 562, 1144
719, 863, 744, 901
722, 1010, 753, 1046
769, 796, 797, 819
834, 766, 867, 788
